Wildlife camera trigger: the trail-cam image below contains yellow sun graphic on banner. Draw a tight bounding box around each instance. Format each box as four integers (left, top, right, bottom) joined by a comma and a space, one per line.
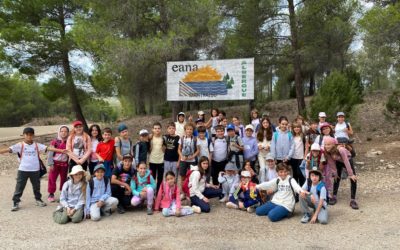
182, 65, 222, 82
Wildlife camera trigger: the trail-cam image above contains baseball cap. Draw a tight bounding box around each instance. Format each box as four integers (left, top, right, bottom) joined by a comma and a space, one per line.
118, 123, 128, 133
318, 112, 327, 118
195, 118, 204, 124
72, 120, 83, 127
226, 123, 235, 131
320, 122, 331, 130
241, 171, 251, 178
310, 143, 321, 151
93, 164, 106, 173
309, 166, 323, 178
178, 112, 185, 117
225, 162, 238, 171
198, 111, 205, 115
22, 127, 35, 135
265, 153, 274, 161
245, 124, 254, 131
337, 112, 345, 117
139, 129, 149, 136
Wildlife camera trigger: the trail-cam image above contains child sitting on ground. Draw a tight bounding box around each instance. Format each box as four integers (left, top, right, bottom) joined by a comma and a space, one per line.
154, 171, 201, 217
130, 162, 156, 215
258, 154, 278, 203
299, 167, 328, 224
226, 170, 261, 213
255, 163, 307, 222
85, 164, 119, 221
53, 165, 86, 224
218, 162, 240, 203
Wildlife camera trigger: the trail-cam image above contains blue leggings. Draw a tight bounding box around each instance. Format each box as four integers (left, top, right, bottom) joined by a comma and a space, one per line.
255, 201, 290, 222
190, 187, 222, 213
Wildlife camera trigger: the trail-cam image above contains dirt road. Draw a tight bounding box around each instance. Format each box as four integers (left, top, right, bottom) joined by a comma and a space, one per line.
0, 125, 60, 142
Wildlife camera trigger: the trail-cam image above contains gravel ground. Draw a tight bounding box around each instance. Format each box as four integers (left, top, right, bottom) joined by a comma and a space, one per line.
0, 151, 399, 250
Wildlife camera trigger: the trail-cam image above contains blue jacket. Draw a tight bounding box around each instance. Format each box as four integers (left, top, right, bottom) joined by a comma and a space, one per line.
85, 177, 112, 213
270, 130, 294, 160
130, 169, 156, 196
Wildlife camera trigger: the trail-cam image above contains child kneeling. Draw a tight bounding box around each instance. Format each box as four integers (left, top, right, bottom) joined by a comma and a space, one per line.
130, 162, 156, 215
299, 167, 328, 224
226, 170, 260, 213
86, 164, 119, 221
255, 163, 307, 222
53, 165, 86, 224
155, 171, 201, 217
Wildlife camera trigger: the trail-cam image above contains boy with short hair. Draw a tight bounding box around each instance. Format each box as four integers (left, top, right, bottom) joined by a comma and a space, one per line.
226, 123, 244, 170
114, 123, 132, 163
96, 127, 115, 178
86, 164, 119, 221
163, 122, 180, 177
0, 127, 64, 211
196, 126, 212, 163
305, 120, 320, 157
299, 167, 328, 224
210, 125, 228, 185
178, 123, 200, 187
149, 122, 165, 193
132, 129, 150, 164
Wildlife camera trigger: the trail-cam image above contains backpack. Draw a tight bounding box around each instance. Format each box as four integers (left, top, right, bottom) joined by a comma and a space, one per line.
306, 179, 329, 205
333, 121, 350, 130
18, 142, 47, 177
132, 172, 152, 188
273, 131, 293, 144
180, 135, 197, 157
182, 169, 200, 198
89, 176, 109, 197
276, 177, 296, 214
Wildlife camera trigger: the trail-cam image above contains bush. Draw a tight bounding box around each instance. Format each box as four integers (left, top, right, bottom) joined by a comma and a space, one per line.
386, 89, 400, 117
309, 71, 363, 122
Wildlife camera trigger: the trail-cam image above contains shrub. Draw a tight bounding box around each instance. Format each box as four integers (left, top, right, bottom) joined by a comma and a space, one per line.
386, 89, 400, 117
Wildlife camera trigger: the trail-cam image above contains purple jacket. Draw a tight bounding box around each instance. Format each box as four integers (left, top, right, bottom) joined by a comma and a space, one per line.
242, 136, 259, 161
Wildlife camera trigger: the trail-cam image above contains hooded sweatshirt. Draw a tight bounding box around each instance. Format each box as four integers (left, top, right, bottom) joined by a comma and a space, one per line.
175, 113, 186, 138
270, 130, 294, 160
256, 176, 303, 212
130, 169, 156, 196
59, 179, 85, 210
47, 125, 69, 165
189, 165, 207, 199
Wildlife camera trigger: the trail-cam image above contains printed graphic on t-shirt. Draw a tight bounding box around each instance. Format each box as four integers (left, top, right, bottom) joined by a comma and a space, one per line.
181, 137, 195, 156
73, 136, 85, 157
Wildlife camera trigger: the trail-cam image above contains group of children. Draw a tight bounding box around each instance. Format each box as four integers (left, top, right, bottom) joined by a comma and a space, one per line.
0, 109, 358, 225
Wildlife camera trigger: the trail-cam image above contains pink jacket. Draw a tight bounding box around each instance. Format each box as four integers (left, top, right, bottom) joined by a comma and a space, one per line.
154, 181, 181, 211
326, 146, 354, 176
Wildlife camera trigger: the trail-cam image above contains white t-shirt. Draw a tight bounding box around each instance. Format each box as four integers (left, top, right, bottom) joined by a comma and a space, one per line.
72, 135, 86, 158
179, 136, 196, 162
335, 122, 349, 139
91, 138, 99, 162
212, 137, 227, 162
197, 138, 211, 158
10, 142, 47, 172
292, 136, 304, 160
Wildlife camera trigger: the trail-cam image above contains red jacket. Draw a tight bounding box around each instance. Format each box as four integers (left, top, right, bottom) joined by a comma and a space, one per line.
154, 181, 181, 210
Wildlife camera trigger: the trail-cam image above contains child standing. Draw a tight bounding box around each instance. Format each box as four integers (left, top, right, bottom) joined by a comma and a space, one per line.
218, 162, 240, 203
111, 154, 136, 214
250, 109, 260, 136
175, 112, 187, 138
132, 129, 150, 164
205, 108, 219, 138
210, 125, 228, 185
289, 122, 306, 186
53, 165, 86, 224
315, 122, 334, 148
47, 125, 70, 202
304, 120, 320, 157
66, 120, 92, 172
0, 127, 63, 211
270, 116, 293, 164
88, 124, 102, 175
131, 162, 156, 215
255, 163, 307, 222
317, 112, 327, 132
188, 157, 222, 213
85, 164, 119, 221
226, 170, 261, 213
155, 171, 201, 217
226, 123, 244, 170
299, 167, 328, 224
197, 126, 212, 163
114, 123, 132, 164
95, 127, 115, 178
163, 122, 180, 177
334, 112, 353, 140
232, 116, 245, 138
178, 123, 200, 188
149, 122, 165, 193
257, 118, 273, 178
242, 125, 259, 170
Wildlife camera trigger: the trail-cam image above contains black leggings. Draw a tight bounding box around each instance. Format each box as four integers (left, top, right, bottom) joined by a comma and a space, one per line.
289, 158, 305, 187
149, 163, 164, 194
333, 160, 357, 200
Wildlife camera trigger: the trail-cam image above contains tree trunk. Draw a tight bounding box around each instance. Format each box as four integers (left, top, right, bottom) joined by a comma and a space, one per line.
288, 0, 306, 114
171, 102, 183, 121
58, 6, 88, 131
309, 72, 315, 96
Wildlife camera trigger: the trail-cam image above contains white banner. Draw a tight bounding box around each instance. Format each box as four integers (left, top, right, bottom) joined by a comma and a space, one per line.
167, 58, 254, 101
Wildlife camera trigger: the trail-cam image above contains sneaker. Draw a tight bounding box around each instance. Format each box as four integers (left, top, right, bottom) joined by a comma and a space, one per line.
301, 213, 311, 223
192, 205, 201, 214
11, 202, 19, 212
103, 209, 112, 217
147, 208, 153, 215
219, 195, 228, 203
226, 202, 238, 209
328, 196, 337, 206
350, 200, 359, 210
247, 207, 255, 213
35, 199, 47, 207
117, 205, 125, 214
47, 194, 55, 203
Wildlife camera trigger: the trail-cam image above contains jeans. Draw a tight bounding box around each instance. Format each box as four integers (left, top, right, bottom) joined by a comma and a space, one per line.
190, 187, 222, 213
256, 201, 290, 222
13, 170, 41, 203
333, 160, 357, 199
299, 196, 328, 224
103, 160, 113, 178
149, 163, 164, 194
164, 161, 178, 178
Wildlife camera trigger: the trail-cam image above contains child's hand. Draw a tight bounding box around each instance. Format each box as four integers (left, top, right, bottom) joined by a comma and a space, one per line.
140, 191, 146, 199
300, 191, 307, 199
125, 184, 132, 193
202, 197, 209, 203
310, 214, 318, 224
98, 157, 104, 162
267, 189, 274, 195
350, 175, 357, 182
96, 201, 105, 208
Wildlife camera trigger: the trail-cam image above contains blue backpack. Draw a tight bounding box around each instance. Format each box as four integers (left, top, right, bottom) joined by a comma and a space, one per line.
306, 179, 329, 205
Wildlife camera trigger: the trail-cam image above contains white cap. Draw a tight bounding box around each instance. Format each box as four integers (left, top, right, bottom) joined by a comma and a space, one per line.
69, 165, 85, 176
318, 112, 327, 118
245, 124, 254, 131
241, 171, 251, 178
139, 129, 149, 135
198, 110, 205, 115
310, 143, 321, 151
265, 153, 274, 161
337, 112, 345, 117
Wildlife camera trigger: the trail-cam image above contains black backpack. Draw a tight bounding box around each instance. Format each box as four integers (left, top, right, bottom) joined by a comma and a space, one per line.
89, 177, 109, 197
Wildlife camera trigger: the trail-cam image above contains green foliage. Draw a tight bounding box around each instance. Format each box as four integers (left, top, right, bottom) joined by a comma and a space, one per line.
310, 71, 363, 122
386, 89, 400, 117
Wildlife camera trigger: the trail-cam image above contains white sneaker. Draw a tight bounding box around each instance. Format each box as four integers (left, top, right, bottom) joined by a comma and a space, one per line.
219, 195, 228, 203
301, 213, 311, 223
247, 207, 255, 213
226, 202, 238, 209
192, 205, 201, 214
